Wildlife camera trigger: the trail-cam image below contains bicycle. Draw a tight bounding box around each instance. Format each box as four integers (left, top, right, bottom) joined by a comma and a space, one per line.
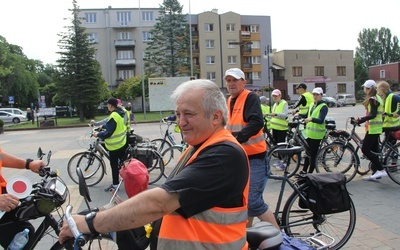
67, 125, 165, 185
269, 146, 356, 250
151, 119, 181, 153
316, 116, 400, 184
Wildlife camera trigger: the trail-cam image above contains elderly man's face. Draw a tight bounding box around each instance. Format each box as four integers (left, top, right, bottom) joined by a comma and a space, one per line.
225, 76, 246, 98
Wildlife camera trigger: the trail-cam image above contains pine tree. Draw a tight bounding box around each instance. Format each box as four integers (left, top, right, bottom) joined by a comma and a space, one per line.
56, 0, 105, 122
144, 0, 191, 77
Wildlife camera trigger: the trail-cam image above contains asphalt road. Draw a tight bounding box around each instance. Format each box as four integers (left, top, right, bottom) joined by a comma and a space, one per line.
1, 104, 399, 249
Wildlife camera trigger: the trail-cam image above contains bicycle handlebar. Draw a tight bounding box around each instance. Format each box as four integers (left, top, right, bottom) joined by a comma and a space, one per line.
65, 205, 88, 248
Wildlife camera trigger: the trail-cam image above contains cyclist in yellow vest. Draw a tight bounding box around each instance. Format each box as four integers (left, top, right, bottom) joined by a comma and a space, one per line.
302, 87, 328, 174
260, 96, 271, 132
59, 79, 250, 249
270, 89, 289, 144
355, 80, 386, 181
94, 98, 127, 192
377, 81, 400, 146
291, 83, 314, 119
0, 148, 44, 248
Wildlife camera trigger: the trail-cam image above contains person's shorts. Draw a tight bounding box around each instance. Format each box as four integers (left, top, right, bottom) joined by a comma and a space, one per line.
248, 156, 270, 217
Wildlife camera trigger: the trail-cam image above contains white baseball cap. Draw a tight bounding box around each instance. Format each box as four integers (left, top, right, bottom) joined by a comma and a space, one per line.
312, 87, 323, 95
362, 80, 376, 88
224, 68, 245, 80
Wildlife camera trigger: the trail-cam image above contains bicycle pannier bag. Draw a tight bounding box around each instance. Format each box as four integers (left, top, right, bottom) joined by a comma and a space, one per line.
305, 172, 350, 214
131, 144, 154, 169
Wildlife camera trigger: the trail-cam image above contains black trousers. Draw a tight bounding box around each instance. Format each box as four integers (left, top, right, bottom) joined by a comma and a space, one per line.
109, 145, 128, 185
361, 132, 383, 172
272, 129, 287, 144
303, 138, 322, 173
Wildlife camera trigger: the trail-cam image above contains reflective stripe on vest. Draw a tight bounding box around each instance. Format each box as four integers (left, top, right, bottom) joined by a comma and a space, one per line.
158, 129, 249, 250
367, 95, 383, 134
383, 93, 400, 128
123, 107, 131, 132
299, 92, 314, 115
105, 111, 127, 150
306, 103, 327, 139
226, 90, 266, 154
270, 100, 288, 130
0, 148, 6, 194
261, 104, 271, 129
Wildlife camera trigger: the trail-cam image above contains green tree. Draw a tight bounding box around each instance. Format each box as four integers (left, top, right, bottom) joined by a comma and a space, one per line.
144, 0, 191, 77
356, 27, 400, 68
56, 0, 105, 121
354, 54, 369, 100
114, 76, 148, 100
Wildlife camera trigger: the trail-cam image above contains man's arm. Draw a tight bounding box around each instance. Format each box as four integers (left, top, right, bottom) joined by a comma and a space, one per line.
2, 151, 44, 173
59, 187, 180, 243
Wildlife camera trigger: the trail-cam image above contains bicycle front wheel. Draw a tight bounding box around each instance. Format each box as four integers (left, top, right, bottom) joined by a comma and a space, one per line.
282, 187, 356, 250
67, 152, 105, 187
316, 142, 359, 182
151, 138, 172, 153
51, 233, 118, 249
268, 144, 301, 178
161, 145, 184, 178
148, 150, 165, 185
384, 142, 400, 185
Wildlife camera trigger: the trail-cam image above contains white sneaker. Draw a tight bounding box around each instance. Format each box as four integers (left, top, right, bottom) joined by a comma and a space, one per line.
363, 170, 387, 181
275, 164, 285, 171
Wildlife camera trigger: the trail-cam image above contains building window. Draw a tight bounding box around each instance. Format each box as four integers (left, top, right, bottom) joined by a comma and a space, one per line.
228, 56, 237, 64
228, 40, 236, 48
142, 31, 153, 42
118, 32, 133, 40
337, 66, 346, 76
315, 66, 324, 76
252, 72, 261, 80
337, 83, 346, 93
206, 56, 215, 64
207, 72, 216, 80
87, 33, 98, 43
117, 12, 131, 26
250, 25, 259, 33
251, 41, 260, 49
380, 70, 386, 79
293, 67, 302, 77
142, 11, 153, 21
204, 23, 214, 32
252, 56, 261, 64
205, 40, 215, 48
118, 70, 134, 80
226, 23, 235, 31
85, 13, 96, 23
118, 50, 133, 59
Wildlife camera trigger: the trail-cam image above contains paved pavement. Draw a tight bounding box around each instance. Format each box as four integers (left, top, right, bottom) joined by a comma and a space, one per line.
1, 112, 400, 249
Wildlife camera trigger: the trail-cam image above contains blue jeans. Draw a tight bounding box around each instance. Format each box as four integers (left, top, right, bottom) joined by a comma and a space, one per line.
248, 155, 271, 217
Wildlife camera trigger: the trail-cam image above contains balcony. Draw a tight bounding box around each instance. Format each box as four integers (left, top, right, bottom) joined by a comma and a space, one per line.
241, 30, 251, 37
114, 39, 135, 47
116, 58, 136, 66
243, 62, 253, 69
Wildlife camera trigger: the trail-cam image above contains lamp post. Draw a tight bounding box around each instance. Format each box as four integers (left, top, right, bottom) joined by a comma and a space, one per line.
265, 45, 273, 107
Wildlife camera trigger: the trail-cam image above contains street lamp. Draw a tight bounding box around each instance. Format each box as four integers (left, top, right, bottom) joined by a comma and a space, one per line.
265, 45, 273, 107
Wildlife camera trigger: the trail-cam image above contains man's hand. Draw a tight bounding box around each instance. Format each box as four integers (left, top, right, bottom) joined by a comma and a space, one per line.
0, 194, 19, 212
304, 117, 312, 123
59, 215, 88, 244
29, 160, 46, 173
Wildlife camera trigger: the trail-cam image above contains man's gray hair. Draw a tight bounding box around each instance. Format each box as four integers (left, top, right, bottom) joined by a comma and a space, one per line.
171, 79, 228, 126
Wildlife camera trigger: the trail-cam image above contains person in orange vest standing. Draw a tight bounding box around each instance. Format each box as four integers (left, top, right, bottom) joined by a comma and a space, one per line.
225, 68, 279, 229
0, 149, 45, 248
59, 79, 250, 249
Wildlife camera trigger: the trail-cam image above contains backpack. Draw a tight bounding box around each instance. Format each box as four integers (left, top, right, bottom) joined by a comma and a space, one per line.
302, 172, 351, 214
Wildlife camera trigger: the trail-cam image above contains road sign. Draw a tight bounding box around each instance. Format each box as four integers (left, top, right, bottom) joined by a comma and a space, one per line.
8, 96, 14, 104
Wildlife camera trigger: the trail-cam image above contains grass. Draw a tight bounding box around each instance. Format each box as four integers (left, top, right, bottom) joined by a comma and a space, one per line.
4, 111, 175, 130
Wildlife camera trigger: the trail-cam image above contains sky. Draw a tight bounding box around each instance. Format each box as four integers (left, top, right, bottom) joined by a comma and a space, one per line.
1, 0, 399, 65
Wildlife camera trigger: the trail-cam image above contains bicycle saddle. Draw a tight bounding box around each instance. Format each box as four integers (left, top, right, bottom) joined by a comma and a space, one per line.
246, 221, 282, 249
272, 146, 303, 156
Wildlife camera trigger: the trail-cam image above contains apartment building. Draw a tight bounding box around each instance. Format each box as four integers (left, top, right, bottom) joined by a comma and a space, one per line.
79, 7, 272, 91
272, 50, 355, 100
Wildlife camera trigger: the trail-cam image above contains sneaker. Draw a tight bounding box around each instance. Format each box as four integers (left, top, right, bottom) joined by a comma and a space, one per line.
363, 170, 387, 181
275, 163, 286, 171
104, 184, 118, 192
299, 170, 307, 175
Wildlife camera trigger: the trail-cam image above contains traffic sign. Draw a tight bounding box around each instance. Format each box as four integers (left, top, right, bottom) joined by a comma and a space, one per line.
8, 96, 14, 104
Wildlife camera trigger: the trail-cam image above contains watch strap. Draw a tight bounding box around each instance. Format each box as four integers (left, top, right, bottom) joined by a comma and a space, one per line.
25, 158, 33, 169
85, 212, 99, 234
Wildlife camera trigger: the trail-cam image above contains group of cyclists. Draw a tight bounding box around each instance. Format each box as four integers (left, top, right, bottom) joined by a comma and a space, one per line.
260, 79, 400, 181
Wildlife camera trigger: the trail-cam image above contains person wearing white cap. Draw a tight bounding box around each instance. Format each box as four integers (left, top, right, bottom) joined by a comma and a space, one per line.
270, 89, 288, 146
355, 80, 386, 181
225, 68, 279, 229
301, 87, 328, 174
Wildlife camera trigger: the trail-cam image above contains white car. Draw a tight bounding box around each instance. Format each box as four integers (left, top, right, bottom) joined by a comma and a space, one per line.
0, 111, 27, 124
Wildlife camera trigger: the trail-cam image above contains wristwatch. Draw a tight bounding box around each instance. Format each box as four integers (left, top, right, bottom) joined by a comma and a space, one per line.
85, 211, 99, 234
25, 158, 33, 169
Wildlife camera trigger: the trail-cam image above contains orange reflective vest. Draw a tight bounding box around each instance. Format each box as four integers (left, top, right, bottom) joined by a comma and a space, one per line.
0, 148, 6, 194
226, 90, 267, 155
158, 129, 249, 250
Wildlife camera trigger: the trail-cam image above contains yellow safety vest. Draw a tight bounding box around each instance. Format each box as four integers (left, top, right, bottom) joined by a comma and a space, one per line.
105, 111, 127, 151
306, 103, 327, 139
270, 100, 288, 131
383, 93, 400, 128
367, 95, 383, 135
299, 92, 314, 116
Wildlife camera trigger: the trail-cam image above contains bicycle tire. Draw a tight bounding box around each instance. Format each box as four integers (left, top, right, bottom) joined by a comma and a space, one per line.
161, 145, 184, 178
315, 142, 358, 182
357, 155, 372, 175
384, 142, 400, 185
67, 152, 105, 187
148, 150, 165, 184
151, 138, 172, 153
281, 185, 356, 250
268, 144, 301, 178
51, 233, 118, 249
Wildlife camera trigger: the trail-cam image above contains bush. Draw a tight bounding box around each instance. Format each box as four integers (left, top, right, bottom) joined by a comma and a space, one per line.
0, 119, 4, 127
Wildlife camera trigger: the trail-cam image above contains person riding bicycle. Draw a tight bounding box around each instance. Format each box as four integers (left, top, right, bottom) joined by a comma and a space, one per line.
59, 79, 250, 249
355, 80, 386, 181
0, 149, 45, 248
291, 83, 314, 119
93, 98, 127, 192
301, 87, 328, 174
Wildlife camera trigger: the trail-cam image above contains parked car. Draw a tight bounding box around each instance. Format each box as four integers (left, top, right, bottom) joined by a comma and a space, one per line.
55, 106, 75, 117
334, 93, 356, 106
97, 101, 109, 114
322, 96, 341, 108
0, 108, 26, 117
0, 111, 28, 124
